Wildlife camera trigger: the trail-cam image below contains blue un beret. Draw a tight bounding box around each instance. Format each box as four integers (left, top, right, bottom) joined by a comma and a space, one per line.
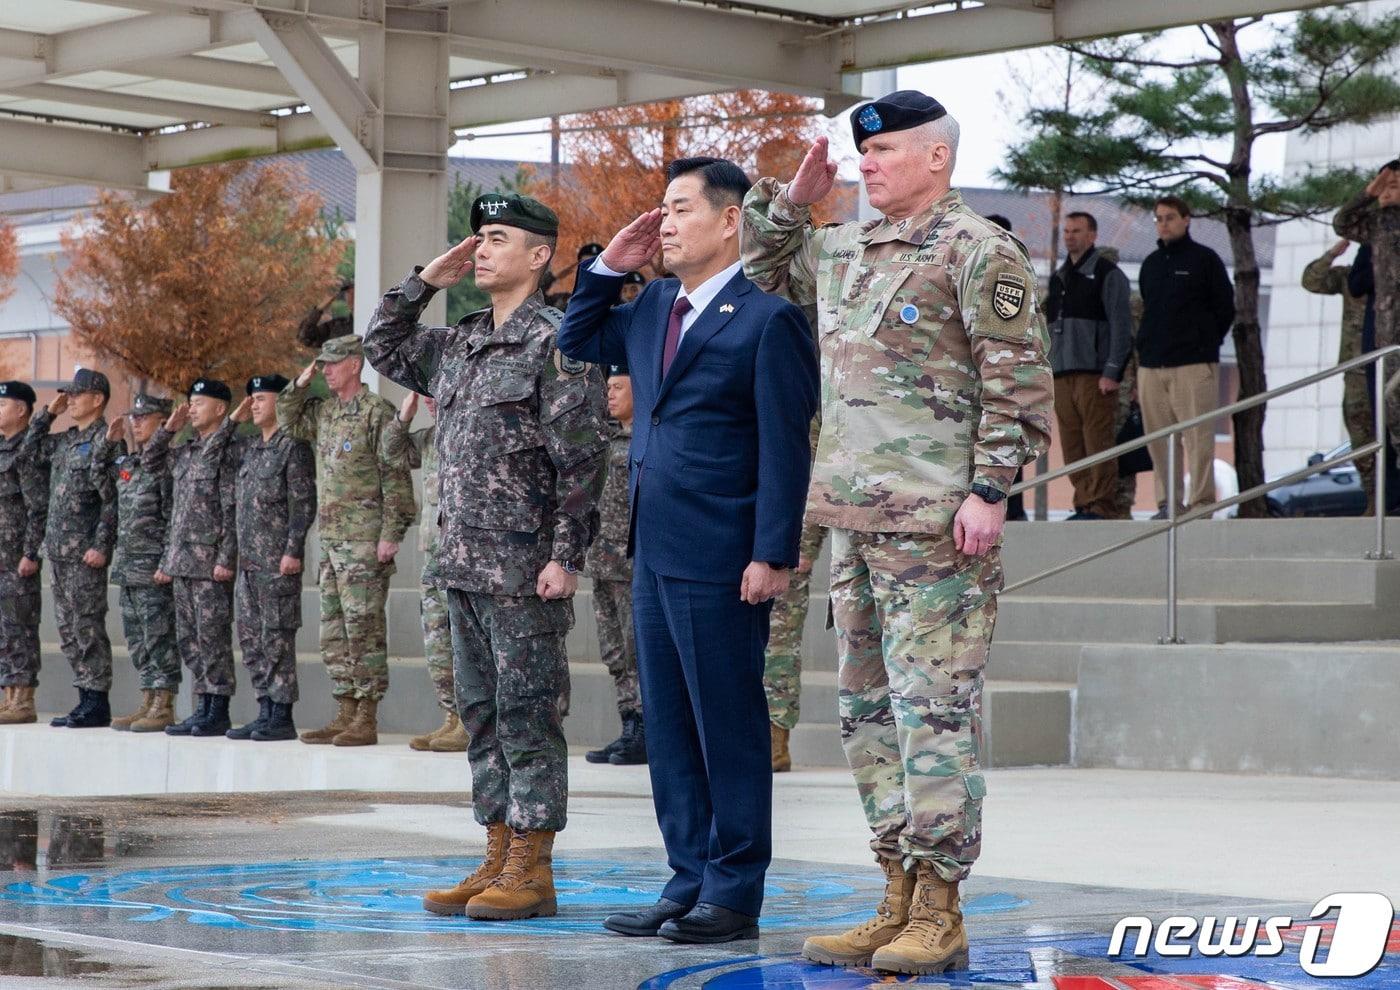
851, 90, 947, 149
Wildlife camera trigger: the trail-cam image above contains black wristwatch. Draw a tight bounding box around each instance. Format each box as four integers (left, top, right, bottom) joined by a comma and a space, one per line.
969, 483, 1007, 505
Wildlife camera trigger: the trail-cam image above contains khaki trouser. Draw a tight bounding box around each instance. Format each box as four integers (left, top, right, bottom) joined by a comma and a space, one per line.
1139, 362, 1219, 511
1053, 372, 1122, 518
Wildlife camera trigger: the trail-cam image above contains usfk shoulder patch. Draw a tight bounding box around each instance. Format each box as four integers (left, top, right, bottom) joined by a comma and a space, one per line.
554, 351, 588, 378
993, 272, 1027, 320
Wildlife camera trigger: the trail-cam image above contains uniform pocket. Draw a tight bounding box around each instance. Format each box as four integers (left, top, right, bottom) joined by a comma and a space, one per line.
455, 497, 544, 534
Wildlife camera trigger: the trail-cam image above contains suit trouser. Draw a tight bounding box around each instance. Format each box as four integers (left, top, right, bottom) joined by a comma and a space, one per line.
632, 556, 773, 918
1139, 362, 1219, 511
1053, 372, 1121, 517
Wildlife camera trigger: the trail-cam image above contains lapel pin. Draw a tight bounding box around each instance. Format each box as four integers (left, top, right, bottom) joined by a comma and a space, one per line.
719, 303, 735, 314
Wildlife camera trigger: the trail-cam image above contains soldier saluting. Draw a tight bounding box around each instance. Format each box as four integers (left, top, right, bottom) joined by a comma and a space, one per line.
365, 193, 608, 923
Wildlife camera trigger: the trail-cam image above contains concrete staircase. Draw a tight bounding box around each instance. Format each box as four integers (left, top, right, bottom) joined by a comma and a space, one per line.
23, 519, 1400, 781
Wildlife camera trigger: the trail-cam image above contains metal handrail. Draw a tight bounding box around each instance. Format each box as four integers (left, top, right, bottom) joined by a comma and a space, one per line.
1006, 344, 1400, 644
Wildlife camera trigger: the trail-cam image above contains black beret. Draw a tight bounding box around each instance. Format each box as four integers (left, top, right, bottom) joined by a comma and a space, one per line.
188, 377, 232, 402
623, 271, 646, 286
607, 361, 630, 379
850, 90, 947, 148
471, 193, 559, 237
577, 242, 605, 260
246, 374, 290, 396
0, 381, 36, 407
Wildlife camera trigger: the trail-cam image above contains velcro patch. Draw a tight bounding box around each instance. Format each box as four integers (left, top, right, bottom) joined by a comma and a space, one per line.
993, 273, 1027, 320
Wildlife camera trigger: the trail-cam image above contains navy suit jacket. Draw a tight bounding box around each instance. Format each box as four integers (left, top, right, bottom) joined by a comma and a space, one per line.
558, 264, 818, 584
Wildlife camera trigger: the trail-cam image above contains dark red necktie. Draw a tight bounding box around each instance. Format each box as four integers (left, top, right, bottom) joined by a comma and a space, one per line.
661, 295, 693, 378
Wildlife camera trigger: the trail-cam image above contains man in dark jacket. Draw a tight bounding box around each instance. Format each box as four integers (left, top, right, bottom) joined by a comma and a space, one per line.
1046, 211, 1133, 519
1137, 196, 1235, 516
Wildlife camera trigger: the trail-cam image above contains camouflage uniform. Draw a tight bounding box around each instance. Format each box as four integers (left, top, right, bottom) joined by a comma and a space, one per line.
235, 429, 317, 704
763, 520, 826, 732
1301, 250, 1375, 500
583, 421, 639, 721
743, 180, 1053, 879
383, 419, 455, 713
1335, 190, 1400, 454
0, 426, 47, 688
145, 418, 239, 697
366, 277, 608, 832
25, 408, 117, 691
277, 361, 415, 703
98, 425, 179, 692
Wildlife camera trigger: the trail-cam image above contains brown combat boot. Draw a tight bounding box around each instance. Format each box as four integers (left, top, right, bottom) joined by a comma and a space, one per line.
0, 686, 13, 715
422, 821, 511, 916
0, 687, 36, 725
771, 723, 792, 773
130, 690, 175, 732
332, 698, 378, 747
300, 695, 357, 744
870, 861, 969, 975
409, 710, 456, 751
466, 829, 558, 920
429, 715, 468, 753
111, 690, 154, 731
802, 855, 915, 966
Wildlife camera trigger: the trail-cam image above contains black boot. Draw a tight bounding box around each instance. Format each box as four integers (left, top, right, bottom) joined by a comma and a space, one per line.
191, 695, 232, 737
585, 730, 625, 764
226, 697, 271, 740
609, 713, 647, 765
165, 694, 210, 736
251, 701, 297, 742
50, 690, 88, 728
65, 689, 111, 728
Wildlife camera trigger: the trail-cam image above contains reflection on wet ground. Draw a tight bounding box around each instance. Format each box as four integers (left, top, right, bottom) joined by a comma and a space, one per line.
0, 809, 156, 870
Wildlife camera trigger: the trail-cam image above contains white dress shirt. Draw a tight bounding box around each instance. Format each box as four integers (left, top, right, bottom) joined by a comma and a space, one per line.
592, 257, 743, 345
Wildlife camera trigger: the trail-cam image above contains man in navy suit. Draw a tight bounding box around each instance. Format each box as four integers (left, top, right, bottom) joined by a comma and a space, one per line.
558, 157, 818, 943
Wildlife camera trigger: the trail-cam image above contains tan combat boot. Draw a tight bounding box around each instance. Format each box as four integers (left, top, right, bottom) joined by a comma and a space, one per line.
802, 855, 915, 966
870, 861, 969, 975
771, 723, 792, 773
466, 829, 557, 920
300, 696, 357, 744
409, 710, 456, 751
0, 686, 13, 715
429, 715, 468, 753
0, 687, 36, 725
422, 821, 511, 916
112, 690, 154, 731
130, 690, 175, 732
332, 698, 378, 747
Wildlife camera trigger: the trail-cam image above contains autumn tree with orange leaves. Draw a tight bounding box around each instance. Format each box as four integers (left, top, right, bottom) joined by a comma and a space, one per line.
0, 219, 17, 310
521, 91, 852, 291
54, 161, 343, 393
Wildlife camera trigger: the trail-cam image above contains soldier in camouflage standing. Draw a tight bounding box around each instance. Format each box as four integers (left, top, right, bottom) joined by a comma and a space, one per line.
99, 393, 179, 732
763, 493, 825, 773
25, 370, 118, 729
583, 363, 644, 767
365, 193, 608, 922
742, 91, 1053, 976
1303, 239, 1377, 511
279, 335, 416, 747
147, 380, 240, 738
384, 389, 467, 753
0, 382, 47, 726
227, 376, 317, 741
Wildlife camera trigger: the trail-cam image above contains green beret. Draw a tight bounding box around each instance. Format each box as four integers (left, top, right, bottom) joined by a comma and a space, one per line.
471, 193, 559, 237
316, 334, 364, 363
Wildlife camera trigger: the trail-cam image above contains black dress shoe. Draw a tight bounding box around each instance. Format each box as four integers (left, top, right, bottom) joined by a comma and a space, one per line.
658, 902, 759, 944
603, 897, 691, 936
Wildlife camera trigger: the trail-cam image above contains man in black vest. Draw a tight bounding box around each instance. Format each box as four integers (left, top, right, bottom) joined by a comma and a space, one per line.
1045, 211, 1133, 519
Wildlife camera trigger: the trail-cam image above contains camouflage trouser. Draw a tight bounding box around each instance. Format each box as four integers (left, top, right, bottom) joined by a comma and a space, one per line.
763, 523, 828, 731
0, 570, 41, 688
236, 570, 301, 704
591, 578, 640, 720
173, 576, 235, 696
118, 582, 178, 691
1111, 359, 1140, 519
1344, 370, 1377, 503
448, 589, 572, 832
829, 528, 1001, 881
421, 583, 454, 712
318, 540, 391, 701
50, 559, 113, 692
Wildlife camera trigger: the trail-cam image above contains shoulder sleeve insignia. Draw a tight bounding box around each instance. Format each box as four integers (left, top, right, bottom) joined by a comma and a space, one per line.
993, 272, 1027, 320
554, 350, 588, 378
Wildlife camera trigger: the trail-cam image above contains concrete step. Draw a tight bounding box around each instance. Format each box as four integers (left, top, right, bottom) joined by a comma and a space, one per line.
1072, 640, 1400, 780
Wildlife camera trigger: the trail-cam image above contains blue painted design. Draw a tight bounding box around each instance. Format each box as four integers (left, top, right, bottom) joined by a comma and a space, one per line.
858, 106, 883, 133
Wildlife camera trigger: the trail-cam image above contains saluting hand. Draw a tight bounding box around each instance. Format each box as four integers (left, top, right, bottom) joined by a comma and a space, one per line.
230, 397, 253, 424
105, 418, 125, 444
47, 393, 69, 417
421, 235, 482, 289
787, 136, 838, 208
600, 210, 662, 274
295, 360, 318, 389
398, 391, 419, 424
163, 404, 190, 434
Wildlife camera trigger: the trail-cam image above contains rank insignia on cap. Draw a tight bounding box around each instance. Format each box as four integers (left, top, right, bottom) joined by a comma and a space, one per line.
483, 198, 508, 218
992, 272, 1027, 320
858, 105, 883, 133
193, 381, 205, 392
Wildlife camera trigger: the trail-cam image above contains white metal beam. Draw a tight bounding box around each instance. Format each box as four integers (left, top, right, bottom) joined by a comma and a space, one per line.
450, 71, 726, 128
0, 117, 147, 190
136, 55, 297, 97
1, 82, 274, 129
